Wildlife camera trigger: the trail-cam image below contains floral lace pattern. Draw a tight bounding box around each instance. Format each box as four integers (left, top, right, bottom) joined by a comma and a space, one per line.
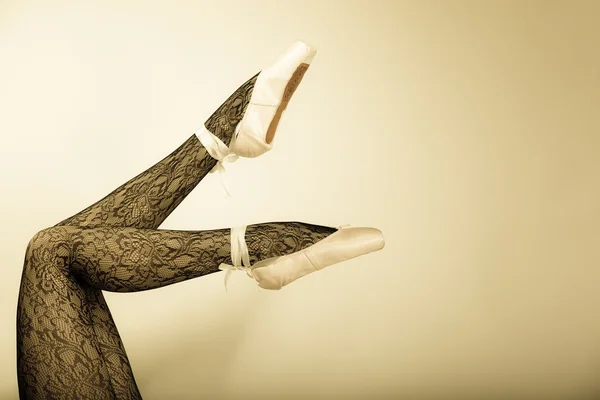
16, 71, 335, 399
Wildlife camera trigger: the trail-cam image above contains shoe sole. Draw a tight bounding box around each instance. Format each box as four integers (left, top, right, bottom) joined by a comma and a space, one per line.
264, 62, 311, 145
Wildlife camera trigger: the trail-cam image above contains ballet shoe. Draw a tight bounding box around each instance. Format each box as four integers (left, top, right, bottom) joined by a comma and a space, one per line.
218, 225, 385, 291
196, 40, 316, 196
230, 40, 316, 158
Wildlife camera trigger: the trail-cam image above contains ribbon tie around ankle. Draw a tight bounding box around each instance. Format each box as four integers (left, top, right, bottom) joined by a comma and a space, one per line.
218, 225, 254, 290
195, 127, 239, 197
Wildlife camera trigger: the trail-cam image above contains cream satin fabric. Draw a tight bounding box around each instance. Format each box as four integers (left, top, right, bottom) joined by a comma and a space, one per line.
231, 40, 314, 158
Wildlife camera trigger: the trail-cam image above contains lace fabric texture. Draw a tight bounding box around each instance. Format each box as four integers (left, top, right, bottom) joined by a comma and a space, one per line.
16, 71, 336, 399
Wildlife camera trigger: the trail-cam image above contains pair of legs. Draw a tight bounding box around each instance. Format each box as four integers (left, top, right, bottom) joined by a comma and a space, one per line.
16, 73, 336, 399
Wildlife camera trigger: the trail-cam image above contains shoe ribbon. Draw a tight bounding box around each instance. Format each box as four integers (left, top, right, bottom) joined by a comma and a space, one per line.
218, 225, 254, 290
195, 127, 239, 197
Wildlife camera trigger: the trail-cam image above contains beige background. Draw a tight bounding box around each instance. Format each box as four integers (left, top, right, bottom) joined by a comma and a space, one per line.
1, 1, 599, 399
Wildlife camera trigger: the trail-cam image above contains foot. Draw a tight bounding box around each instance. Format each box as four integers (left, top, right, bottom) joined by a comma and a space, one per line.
197, 40, 316, 166
219, 224, 385, 290
230, 40, 316, 158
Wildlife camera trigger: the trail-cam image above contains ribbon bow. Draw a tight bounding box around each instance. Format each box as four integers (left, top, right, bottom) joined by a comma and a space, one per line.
217, 226, 253, 290
196, 127, 239, 198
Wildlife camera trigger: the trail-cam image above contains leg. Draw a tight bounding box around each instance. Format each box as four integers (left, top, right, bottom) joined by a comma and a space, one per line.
67, 223, 336, 293
18, 46, 326, 397
16, 222, 335, 398
55, 73, 259, 230
32, 74, 260, 399
17, 228, 113, 399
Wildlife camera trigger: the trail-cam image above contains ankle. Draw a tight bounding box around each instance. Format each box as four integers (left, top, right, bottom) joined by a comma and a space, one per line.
204, 73, 260, 147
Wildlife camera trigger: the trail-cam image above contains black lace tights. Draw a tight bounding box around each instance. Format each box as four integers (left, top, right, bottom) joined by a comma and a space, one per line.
16, 73, 336, 399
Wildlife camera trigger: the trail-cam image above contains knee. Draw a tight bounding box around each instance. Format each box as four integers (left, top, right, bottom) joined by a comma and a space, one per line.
25, 227, 74, 270
26, 227, 59, 253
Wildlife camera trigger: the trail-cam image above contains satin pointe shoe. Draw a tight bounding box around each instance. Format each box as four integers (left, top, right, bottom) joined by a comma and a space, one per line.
218, 225, 385, 291
196, 40, 316, 194
230, 40, 316, 158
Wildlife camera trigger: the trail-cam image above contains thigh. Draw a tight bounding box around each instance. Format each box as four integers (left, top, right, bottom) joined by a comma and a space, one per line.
17, 250, 114, 399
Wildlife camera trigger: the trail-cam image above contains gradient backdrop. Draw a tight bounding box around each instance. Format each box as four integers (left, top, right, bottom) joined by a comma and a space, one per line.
1, 1, 599, 399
